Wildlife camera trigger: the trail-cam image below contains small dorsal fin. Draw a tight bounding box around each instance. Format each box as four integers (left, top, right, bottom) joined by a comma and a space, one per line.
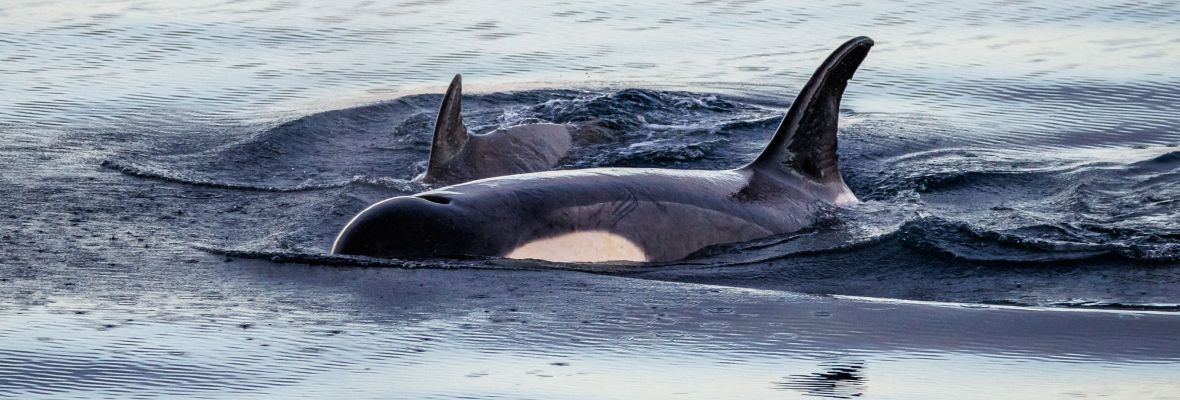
744, 37, 873, 186
426, 74, 470, 181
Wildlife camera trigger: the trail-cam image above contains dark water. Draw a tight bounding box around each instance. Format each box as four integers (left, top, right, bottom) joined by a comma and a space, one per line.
98, 85, 1180, 308
3, 0, 1180, 398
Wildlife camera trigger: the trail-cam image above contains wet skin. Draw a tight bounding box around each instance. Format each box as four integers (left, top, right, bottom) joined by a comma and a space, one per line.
334, 36, 873, 263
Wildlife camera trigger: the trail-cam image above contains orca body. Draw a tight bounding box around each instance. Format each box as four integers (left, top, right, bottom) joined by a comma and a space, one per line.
420, 75, 571, 185
335, 37, 873, 263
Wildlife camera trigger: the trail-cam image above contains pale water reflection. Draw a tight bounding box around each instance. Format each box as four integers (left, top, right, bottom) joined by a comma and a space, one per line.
2, 0, 1179, 398
2, 268, 1179, 399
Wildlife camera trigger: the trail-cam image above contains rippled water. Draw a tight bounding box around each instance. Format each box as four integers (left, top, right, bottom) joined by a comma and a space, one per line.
2, 0, 1179, 398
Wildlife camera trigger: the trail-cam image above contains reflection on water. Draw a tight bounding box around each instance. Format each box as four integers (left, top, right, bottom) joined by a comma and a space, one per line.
775, 362, 866, 399
2, 0, 1179, 134
2, 268, 1179, 399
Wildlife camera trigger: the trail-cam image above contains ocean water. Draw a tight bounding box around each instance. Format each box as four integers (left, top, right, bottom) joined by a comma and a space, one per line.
2, 0, 1179, 398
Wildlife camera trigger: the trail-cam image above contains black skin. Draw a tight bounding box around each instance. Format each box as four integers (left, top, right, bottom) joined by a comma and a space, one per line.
333, 167, 842, 262
334, 36, 873, 263
422, 74, 571, 185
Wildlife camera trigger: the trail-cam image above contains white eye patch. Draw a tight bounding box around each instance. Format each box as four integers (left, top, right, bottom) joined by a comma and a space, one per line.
505, 231, 647, 263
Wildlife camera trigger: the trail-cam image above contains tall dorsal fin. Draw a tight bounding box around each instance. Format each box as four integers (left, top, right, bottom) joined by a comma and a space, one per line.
744, 37, 873, 185
426, 74, 470, 181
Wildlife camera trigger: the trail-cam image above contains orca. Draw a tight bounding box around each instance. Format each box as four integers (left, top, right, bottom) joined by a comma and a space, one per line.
419, 74, 571, 185
334, 37, 873, 263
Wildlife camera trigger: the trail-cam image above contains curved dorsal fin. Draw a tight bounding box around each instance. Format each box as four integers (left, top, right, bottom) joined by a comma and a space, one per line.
744, 37, 873, 186
426, 74, 470, 181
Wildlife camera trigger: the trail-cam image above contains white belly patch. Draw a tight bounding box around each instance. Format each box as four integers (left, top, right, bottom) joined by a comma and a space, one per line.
505, 231, 648, 263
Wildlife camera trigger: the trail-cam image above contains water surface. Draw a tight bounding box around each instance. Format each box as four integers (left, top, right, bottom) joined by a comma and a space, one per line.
2, 0, 1179, 398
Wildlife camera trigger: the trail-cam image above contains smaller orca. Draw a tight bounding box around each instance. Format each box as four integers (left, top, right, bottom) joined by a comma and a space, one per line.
335, 37, 874, 263
419, 75, 572, 185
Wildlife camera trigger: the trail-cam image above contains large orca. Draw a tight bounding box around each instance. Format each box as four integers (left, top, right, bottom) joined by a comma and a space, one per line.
419, 75, 571, 185
334, 36, 873, 263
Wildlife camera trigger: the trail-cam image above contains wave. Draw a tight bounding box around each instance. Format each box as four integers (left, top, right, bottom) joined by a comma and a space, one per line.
891, 217, 1179, 264
95, 87, 1180, 308
100, 159, 421, 192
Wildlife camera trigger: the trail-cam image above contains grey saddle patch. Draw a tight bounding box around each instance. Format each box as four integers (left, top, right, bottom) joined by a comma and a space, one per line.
420, 74, 571, 185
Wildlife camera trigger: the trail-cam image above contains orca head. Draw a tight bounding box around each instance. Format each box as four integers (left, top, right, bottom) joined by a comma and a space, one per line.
330, 193, 489, 259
